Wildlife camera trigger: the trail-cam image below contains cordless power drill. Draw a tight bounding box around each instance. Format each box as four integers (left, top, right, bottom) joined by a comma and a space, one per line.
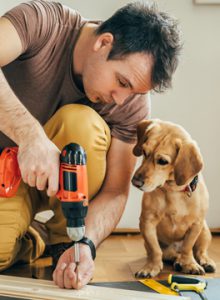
0, 143, 88, 270
57, 143, 88, 241
56, 143, 88, 270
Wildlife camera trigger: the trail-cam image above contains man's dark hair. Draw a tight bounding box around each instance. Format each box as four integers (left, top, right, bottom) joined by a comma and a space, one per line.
96, 1, 182, 92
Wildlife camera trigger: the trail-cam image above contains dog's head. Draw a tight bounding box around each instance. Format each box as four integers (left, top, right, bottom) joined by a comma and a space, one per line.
132, 119, 203, 192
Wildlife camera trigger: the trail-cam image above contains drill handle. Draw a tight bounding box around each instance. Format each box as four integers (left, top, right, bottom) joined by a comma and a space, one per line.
0, 147, 21, 197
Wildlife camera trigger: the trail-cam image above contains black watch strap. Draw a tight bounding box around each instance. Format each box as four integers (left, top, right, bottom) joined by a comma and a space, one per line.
78, 237, 96, 260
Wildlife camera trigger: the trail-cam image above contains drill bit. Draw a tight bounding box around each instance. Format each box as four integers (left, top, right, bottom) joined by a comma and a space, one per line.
74, 242, 80, 285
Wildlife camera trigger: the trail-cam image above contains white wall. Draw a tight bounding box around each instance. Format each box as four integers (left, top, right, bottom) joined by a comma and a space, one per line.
1, 0, 220, 228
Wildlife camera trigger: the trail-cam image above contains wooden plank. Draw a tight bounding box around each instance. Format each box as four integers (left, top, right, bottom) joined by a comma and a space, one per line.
0, 275, 189, 300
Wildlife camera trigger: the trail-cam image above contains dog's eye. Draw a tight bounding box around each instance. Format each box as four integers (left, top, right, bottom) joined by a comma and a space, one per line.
157, 158, 168, 165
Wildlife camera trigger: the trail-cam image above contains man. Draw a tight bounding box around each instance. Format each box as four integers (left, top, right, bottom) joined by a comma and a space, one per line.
0, 0, 181, 289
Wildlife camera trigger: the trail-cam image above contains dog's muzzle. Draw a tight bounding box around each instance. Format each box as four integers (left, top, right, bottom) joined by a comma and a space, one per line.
132, 174, 144, 189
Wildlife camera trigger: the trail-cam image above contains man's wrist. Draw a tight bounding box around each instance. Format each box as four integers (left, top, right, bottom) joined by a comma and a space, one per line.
78, 237, 96, 260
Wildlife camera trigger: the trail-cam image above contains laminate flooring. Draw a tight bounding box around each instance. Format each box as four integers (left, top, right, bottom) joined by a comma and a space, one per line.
2, 233, 220, 282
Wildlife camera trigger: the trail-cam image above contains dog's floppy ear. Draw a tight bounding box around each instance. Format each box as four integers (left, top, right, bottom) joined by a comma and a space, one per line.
174, 141, 204, 186
133, 119, 153, 156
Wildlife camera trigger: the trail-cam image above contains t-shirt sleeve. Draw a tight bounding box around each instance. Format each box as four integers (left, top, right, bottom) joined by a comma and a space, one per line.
2, 0, 75, 55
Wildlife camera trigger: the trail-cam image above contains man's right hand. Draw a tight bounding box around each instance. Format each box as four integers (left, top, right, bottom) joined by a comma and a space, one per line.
17, 131, 60, 196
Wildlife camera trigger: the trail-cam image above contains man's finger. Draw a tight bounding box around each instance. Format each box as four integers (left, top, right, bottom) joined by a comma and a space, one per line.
47, 171, 59, 196
63, 268, 73, 289
75, 261, 94, 289
27, 172, 36, 187
66, 262, 76, 280
54, 262, 67, 288
52, 270, 56, 283
76, 270, 93, 289
36, 173, 47, 190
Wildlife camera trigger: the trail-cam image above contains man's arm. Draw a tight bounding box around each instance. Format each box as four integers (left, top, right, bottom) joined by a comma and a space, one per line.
0, 17, 60, 196
53, 137, 137, 289
85, 137, 137, 246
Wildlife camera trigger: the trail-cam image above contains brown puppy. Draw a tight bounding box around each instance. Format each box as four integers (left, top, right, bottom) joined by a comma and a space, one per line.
132, 119, 216, 278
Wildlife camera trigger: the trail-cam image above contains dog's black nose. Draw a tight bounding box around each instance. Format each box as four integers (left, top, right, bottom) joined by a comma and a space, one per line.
132, 174, 144, 188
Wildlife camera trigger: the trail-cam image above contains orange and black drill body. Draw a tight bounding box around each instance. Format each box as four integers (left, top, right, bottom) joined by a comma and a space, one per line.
56, 143, 88, 242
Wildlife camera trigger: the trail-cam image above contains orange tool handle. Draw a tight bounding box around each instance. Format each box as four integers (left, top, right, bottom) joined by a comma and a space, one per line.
0, 147, 21, 197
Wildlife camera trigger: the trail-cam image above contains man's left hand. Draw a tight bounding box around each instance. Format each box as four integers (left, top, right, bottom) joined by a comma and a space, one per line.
52, 243, 95, 289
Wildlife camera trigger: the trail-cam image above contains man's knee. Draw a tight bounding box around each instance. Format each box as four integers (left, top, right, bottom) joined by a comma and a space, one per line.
45, 104, 111, 199
0, 194, 32, 271
49, 104, 111, 150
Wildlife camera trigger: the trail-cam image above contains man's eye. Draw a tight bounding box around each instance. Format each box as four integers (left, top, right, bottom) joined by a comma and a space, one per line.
157, 158, 168, 165
118, 79, 129, 88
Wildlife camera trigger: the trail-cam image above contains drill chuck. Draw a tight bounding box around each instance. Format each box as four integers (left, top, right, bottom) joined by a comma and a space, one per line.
61, 200, 88, 241
67, 227, 85, 242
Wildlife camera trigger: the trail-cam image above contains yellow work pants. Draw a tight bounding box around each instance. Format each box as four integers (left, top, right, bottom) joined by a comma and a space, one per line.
0, 104, 111, 271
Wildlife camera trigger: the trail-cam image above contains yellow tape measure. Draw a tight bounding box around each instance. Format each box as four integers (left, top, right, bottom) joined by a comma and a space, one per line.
139, 279, 179, 296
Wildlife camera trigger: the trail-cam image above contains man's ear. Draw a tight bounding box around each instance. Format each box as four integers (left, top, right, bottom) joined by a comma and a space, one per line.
174, 141, 204, 186
93, 32, 114, 52
133, 119, 153, 157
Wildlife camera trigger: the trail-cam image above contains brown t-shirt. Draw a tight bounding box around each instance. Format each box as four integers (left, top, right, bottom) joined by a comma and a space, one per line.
1, 0, 150, 148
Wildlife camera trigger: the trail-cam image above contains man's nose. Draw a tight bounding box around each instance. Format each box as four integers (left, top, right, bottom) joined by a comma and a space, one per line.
111, 90, 132, 105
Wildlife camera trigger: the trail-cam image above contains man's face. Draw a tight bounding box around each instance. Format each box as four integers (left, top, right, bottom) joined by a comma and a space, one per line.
81, 34, 154, 105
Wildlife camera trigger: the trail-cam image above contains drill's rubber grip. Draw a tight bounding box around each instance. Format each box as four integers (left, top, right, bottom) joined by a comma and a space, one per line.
78, 237, 96, 260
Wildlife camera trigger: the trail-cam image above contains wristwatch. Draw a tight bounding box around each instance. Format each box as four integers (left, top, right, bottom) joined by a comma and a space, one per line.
78, 237, 96, 260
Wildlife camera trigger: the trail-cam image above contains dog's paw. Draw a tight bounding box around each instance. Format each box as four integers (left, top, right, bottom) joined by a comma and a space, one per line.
202, 263, 216, 273
135, 261, 163, 278
196, 255, 216, 273
174, 260, 205, 275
